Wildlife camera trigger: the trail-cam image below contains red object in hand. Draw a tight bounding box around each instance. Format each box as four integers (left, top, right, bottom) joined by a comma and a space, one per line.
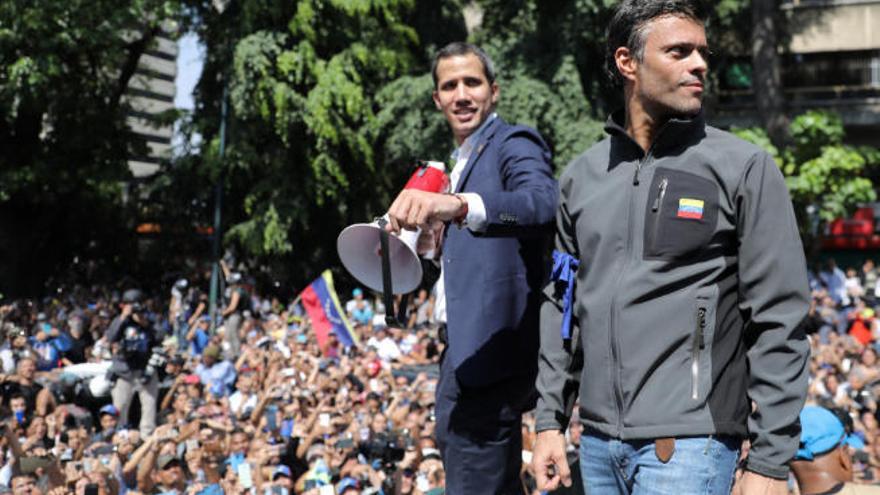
403, 161, 449, 194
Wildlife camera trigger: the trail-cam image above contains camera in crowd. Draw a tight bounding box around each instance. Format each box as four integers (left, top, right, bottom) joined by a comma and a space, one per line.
361, 431, 408, 470
142, 346, 168, 383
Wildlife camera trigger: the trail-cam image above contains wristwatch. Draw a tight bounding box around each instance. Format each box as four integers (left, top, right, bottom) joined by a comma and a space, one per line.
452, 194, 468, 228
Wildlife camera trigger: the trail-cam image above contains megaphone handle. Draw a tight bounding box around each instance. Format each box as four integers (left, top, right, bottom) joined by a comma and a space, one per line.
397, 293, 410, 326
376, 218, 400, 328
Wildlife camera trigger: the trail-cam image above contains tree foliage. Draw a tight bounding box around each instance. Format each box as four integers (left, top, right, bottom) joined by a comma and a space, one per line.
177, 0, 614, 290
733, 110, 878, 253
178, 0, 430, 288
0, 0, 186, 296
7, 0, 873, 296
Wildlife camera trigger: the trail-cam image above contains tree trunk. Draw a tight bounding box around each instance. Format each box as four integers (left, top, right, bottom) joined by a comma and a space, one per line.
751, 0, 789, 148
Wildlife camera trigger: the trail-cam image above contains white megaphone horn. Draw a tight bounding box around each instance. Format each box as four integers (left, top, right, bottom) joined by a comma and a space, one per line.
337, 161, 449, 296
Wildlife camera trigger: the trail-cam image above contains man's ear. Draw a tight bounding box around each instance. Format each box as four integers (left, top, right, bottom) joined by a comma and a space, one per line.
432, 91, 441, 110
615, 46, 638, 83
838, 446, 854, 481
490, 82, 499, 106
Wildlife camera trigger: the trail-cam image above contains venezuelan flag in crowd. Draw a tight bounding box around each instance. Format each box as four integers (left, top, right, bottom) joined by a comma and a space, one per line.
299, 270, 358, 350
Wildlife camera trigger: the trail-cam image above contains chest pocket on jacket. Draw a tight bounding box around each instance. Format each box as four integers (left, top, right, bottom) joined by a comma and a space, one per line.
644, 168, 718, 260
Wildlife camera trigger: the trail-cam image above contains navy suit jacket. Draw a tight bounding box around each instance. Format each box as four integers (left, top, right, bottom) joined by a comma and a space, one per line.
442, 117, 558, 388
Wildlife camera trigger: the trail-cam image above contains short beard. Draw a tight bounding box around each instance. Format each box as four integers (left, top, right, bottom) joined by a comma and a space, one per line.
641, 92, 702, 122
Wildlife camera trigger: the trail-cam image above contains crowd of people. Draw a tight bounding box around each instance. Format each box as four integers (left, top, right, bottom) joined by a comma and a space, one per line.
0, 256, 877, 494
801, 259, 880, 485
0, 270, 448, 495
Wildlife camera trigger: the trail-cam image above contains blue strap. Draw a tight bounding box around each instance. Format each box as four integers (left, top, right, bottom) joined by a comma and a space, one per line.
550, 250, 579, 339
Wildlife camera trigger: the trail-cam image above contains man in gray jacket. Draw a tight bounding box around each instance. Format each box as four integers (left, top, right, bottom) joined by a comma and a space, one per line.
532, 1, 810, 494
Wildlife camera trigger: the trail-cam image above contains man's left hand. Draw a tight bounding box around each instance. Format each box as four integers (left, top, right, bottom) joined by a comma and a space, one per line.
385, 190, 464, 233
736, 471, 788, 495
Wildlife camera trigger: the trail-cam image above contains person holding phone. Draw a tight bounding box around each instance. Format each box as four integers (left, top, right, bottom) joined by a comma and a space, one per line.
264, 465, 294, 495
225, 429, 251, 473
194, 345, 236, 399
228, 369, 258, 419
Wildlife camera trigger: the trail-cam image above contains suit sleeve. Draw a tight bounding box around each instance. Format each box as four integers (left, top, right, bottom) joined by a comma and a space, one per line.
479, 127, 558, 237
535, 173, 584, 432
737, 151, 811, 479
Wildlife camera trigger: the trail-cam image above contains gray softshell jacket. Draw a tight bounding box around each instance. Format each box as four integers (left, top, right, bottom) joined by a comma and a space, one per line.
535, 112, 811, 480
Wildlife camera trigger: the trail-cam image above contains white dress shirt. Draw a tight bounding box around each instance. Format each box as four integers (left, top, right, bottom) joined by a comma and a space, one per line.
432, 114, 495, 324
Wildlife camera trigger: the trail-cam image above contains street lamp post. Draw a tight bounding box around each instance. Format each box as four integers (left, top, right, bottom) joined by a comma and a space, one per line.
208, 85, 228, 332
207, 0, 231, 332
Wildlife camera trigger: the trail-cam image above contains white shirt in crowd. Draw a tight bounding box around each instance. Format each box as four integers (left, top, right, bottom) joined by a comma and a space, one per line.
229, 391, 258, 417
367, 334, 402, 362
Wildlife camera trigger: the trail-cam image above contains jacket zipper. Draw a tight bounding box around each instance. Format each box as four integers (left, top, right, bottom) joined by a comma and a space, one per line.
650, 177, 668, 251
691, 306, 706, 400
651, 177, 668, 212
609, 153, 652, 434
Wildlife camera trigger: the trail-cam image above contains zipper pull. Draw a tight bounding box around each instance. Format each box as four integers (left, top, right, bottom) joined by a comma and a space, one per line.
651, 178, 668, 212
633, 164, 640, 186
697, 308, 706, 349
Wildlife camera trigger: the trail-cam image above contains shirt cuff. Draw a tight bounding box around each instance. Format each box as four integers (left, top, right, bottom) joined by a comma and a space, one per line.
459, 193, 487, 232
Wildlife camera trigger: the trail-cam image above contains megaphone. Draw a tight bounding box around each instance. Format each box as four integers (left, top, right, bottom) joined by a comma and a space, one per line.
337, 161, 449, 295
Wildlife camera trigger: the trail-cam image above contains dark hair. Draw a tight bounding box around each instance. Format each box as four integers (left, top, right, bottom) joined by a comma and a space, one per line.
11, 472, 36, 482
431, 42, 496, 88
605, 0, 707, 86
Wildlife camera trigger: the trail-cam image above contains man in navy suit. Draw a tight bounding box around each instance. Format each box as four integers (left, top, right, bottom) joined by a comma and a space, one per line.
385, 42, 558, 494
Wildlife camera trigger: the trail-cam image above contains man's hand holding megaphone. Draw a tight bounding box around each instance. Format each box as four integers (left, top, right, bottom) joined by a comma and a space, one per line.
337, 160, 451, 296
384, 189, 467, 235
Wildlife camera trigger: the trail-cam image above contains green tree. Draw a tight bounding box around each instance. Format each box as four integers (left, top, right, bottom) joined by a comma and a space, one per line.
177, 0, 768, 292
733, 110, 878, 254
178, 0, 606, 290
0, 0, 186, 296
182, 0, 429, 288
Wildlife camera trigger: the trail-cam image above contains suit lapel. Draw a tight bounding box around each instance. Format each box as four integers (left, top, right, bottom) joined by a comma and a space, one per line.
454, 117, 502, 194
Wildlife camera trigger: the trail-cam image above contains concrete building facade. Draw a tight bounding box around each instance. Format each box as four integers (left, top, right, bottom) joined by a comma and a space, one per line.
126, 33, 178, 178
713, 0, 880, 146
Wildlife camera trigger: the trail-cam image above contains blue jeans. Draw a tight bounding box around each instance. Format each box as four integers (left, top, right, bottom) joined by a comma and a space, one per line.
579, 431, 739, 494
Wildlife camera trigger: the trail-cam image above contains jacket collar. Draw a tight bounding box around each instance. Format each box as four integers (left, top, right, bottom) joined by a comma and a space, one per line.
452, 113, 498, 162
454, 115, 503, 193
604, 109, 706, 158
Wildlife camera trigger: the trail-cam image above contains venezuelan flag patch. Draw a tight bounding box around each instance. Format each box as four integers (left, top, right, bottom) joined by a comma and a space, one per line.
677, 198, 704, 219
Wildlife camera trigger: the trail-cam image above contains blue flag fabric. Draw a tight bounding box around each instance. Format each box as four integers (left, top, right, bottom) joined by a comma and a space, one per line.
550, 251, 579, 339
300, 270, 357, 349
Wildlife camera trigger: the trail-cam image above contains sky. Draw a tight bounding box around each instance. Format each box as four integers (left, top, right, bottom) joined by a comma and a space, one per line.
175, 32, 204, 111
172, 32, 205, 154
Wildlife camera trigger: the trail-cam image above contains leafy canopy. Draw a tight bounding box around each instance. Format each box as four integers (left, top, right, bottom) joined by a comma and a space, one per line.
734, 110, 878, 249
